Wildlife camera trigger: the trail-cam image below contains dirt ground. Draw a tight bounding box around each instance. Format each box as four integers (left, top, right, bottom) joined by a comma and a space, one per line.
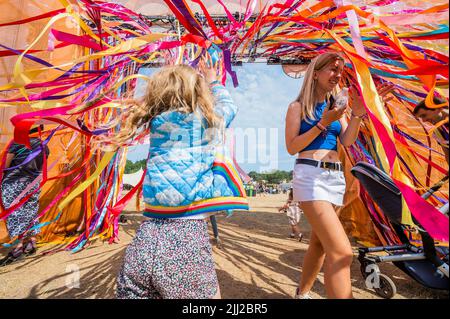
0, 194, 448, 299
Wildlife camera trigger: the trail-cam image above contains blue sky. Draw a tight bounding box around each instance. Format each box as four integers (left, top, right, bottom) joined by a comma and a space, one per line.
127, 64, 303, 173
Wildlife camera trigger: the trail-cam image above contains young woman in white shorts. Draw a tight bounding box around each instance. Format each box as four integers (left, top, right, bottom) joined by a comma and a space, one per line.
285, 52, 393, 299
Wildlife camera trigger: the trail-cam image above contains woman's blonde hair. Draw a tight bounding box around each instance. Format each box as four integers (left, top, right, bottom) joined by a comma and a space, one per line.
95, 64, 218, 150
296, 52, 344, 123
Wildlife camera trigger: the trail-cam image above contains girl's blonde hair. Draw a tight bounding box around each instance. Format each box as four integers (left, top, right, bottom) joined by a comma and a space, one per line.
296, 52, 344, 123
95, 64, 219, 150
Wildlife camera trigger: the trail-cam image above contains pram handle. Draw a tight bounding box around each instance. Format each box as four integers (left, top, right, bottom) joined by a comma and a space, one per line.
422, 175, 449, 200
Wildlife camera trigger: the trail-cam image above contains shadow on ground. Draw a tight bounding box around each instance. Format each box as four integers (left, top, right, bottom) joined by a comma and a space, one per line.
0, 207, 448, 299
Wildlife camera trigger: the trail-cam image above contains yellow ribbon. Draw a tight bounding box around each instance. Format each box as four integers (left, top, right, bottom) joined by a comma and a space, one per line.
58, 151, 115, 211
329, 29, 415, 226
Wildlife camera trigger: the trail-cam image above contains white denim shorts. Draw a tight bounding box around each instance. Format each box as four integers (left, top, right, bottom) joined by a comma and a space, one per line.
292, 163, 346, 206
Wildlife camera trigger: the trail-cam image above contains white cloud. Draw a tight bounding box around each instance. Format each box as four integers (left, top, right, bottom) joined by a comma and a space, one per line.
167, 149, 192, 161
150, 132, 165, 139
159, 137, 190, 149
225, 64, 302, 172
155, 188, 185, 206
157, 122, 180, 133
186, 162, 210, 173
246, 73, 258, 82
160, 168, 180, 181
130, 64, 302, 172
144, 196, 157, 205
148, 179, 161, 187
148, 155, 167, 165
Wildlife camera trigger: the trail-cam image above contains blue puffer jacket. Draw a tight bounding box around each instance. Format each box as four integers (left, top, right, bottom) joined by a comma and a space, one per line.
143, 83, 248, 218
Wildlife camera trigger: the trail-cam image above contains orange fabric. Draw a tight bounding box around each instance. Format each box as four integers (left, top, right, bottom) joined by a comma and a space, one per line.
0, 0, 85, 244
338, 146, 381, 246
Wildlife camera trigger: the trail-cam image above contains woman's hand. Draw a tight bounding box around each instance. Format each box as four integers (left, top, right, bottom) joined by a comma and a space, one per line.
321, 105, 346, 126
349, 86, 366, 117
198, 53, 220, 84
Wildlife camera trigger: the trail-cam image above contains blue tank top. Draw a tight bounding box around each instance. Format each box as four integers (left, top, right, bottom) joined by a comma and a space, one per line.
299, 100, 342, 152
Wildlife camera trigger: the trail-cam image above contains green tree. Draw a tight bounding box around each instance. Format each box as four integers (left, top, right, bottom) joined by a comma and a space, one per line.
125, 159, 146, 174
245, 170, 292, 183
248, 171, 260, 181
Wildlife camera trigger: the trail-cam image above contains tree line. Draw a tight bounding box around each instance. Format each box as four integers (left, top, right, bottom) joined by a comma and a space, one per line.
125, 159, 146, 174
248, 170, 293, 184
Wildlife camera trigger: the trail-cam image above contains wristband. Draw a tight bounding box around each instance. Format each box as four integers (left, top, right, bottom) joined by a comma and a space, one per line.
316, 122, 326, 131
351, 113, 366, 119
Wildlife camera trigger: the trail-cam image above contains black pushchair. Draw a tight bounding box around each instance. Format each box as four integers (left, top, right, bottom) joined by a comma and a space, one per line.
351, 162, 449, 298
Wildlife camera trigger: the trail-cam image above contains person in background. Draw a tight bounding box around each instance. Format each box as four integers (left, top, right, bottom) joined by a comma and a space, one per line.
413, 97, 449, 165
279, 188, 303, 242
0, 125, 49, 266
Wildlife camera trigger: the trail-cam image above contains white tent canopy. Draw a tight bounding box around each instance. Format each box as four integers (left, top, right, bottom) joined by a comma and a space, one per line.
108, 0, 445, 16
123, 168, 144, 186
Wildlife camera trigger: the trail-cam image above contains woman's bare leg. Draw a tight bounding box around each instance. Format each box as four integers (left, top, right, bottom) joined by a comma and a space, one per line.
299, 200, 353, 299
291, 224, 301, 235
298, 230, 325, 295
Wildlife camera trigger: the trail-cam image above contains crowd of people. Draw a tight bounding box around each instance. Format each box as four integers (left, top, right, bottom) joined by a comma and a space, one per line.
0, 51, 448, 299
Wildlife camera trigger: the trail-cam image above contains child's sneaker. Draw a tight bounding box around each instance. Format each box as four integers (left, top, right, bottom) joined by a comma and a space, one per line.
290, 233, 303, 242
118, 215, 128, 225
294, 288, 312, 299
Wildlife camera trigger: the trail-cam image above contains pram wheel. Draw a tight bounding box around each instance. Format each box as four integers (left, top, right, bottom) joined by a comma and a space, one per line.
360, 261, 372, 279
374, 274, 397, 299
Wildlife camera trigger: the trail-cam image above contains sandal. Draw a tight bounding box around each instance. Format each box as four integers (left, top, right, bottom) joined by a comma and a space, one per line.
23, 240, 37, 256
290, 233, 304, 241
118, 215, 128, 225
0, 247, 24, 267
